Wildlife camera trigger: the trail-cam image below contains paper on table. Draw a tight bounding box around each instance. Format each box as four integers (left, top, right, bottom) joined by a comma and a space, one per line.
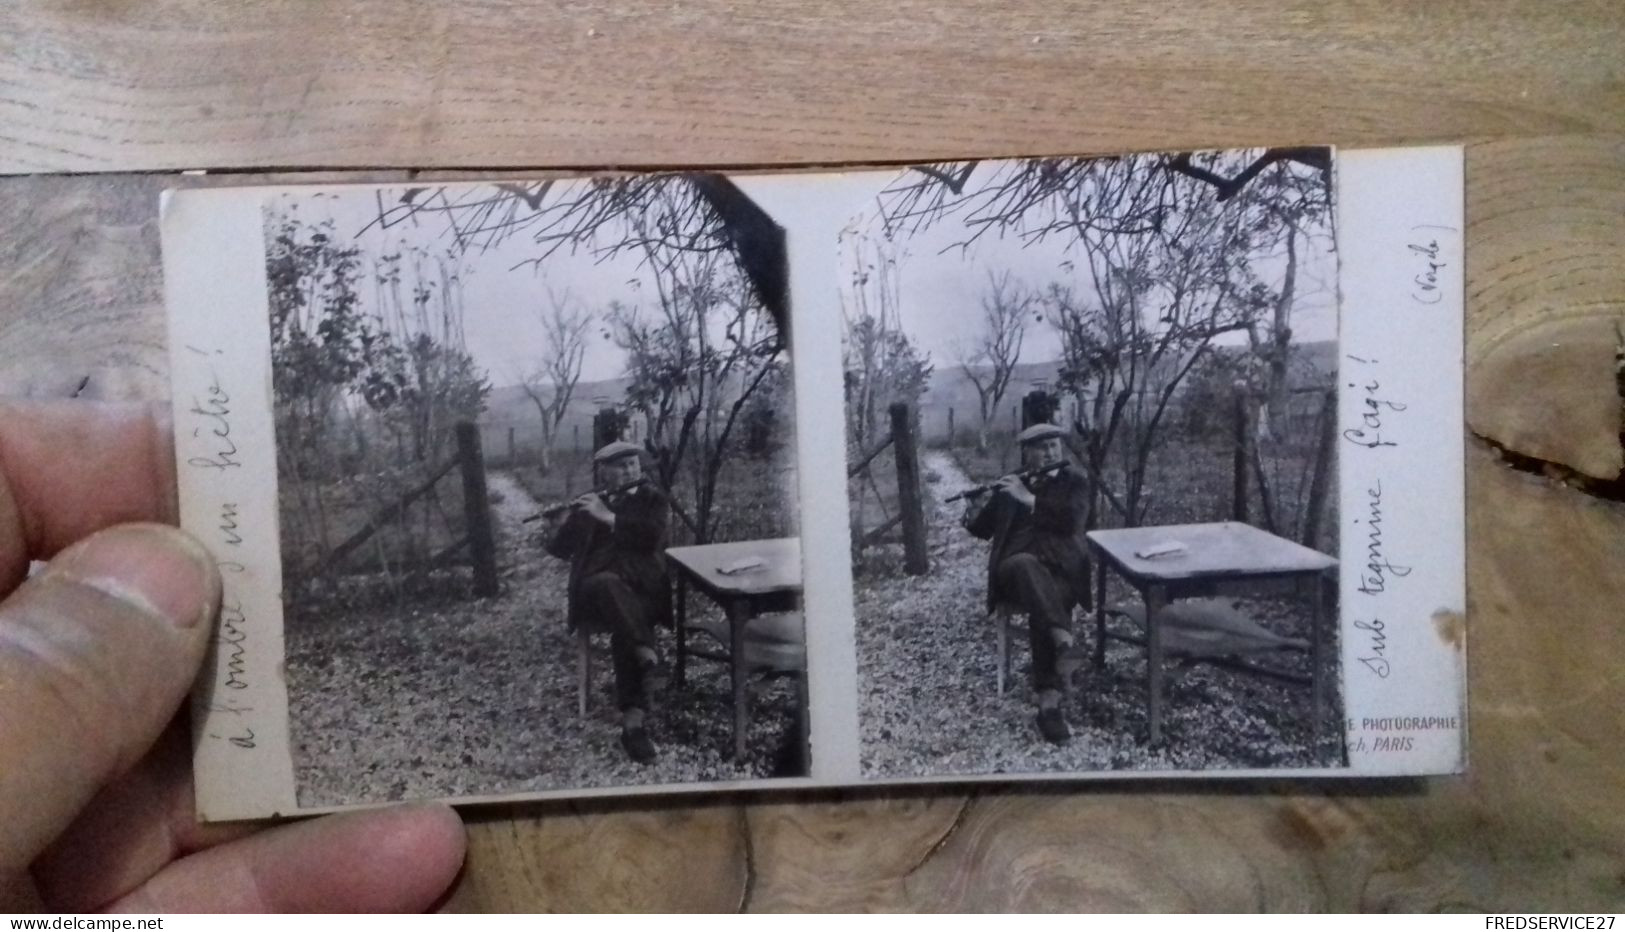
718, 556, 767, 575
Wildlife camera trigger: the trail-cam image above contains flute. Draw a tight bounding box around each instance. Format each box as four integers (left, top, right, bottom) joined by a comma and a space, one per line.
944, 460, 1067, 503
524, 476, 649, 523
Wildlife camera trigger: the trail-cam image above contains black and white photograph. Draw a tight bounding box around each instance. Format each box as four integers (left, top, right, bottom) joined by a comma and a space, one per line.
841, 149, 1346, 777
165, 146, 1462, 819
261, 174, 807, 806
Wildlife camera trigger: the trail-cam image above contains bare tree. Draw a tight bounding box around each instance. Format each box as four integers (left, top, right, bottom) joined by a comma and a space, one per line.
1040, 157, 1261, 527
873, 146, 1330, 246
955, 270, 1031, 450
869, 149, 1331, 528
265, 206, 490, 577
365, 246, 490, 467
362, 175, 792, 543
516, 286, 593, 474
840, 232, 932, 449
1248, 220, 1297, 442
361, 174, 788, 335
1231, 161, 1333, 443
607, 189, 785, 542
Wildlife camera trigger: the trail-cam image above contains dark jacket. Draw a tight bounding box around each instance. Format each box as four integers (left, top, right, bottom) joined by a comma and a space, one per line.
964, 466, 1091, 612
545, 484, 670, 633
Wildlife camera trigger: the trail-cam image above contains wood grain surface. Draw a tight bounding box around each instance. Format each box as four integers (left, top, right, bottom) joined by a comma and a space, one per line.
2, 0, 1623, 912
3, 1, 1624, 173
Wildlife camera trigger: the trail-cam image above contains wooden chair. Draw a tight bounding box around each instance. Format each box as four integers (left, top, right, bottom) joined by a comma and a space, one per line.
993, 601, 1123, 696
575, 623, 684, 717
576, 627, 599, 716
992, 603, 1027, 696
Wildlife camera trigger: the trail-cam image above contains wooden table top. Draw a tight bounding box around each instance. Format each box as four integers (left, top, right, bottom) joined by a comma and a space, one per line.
3, 0, 1623, 912
666, 537, 802, 597
1088, 522, 1339, 582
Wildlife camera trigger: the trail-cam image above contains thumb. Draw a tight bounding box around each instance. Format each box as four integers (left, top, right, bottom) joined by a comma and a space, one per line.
0, 523, 220, 872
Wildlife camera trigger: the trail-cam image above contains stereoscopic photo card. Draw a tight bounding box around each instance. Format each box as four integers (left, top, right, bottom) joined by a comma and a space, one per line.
163, 146, 1465, 821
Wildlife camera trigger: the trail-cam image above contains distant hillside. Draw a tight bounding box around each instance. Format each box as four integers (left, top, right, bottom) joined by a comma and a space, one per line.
926, 340, 1332, 404
913, 340, 1337, 442
477, 339, 1339, 456
477, 374, 636, 461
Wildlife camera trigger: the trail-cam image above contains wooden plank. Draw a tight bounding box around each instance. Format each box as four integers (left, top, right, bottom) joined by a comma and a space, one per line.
444, 802, 749, 912
846, 435, 894, 478
0, 172, 409, 400
322, 455, 460, 571
2, 1, 1622, 173
859, 512, 904, 548
744, 795, 971, 911
1465, 136, 1625, 480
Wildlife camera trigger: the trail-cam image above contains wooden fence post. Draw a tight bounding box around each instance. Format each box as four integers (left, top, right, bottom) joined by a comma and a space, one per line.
507, 425, 516, 464
592, 407, 623, 451
890, 402, 929, 576
1301, 387, 1338, 548
456, 421, 500, 597
1231, 392, 1250, 522
947, 407, 955, 447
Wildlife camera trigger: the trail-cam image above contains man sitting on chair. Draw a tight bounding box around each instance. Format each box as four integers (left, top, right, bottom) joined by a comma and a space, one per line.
544, 440, 670, 764
961, 423, 1091, 744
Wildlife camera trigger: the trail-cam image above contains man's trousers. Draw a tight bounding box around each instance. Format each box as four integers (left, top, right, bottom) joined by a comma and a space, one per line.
995, 552, 1076, 693
578, 571, 658, 711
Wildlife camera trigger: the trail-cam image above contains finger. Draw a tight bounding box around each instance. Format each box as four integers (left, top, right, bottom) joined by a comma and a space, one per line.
109, 804, 466, 913
0, 401, 176, 590
31, 722, 258, 911
0, 523, 219, 873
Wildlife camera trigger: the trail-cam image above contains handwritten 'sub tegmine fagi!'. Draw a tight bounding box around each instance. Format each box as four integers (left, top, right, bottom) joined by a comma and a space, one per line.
1335, 148, 1466, 775
161, 146, 1467, 821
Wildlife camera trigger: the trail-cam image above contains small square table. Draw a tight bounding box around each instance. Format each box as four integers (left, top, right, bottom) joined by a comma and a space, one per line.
1086, 521, 1338, 747
666, 537, 803, 760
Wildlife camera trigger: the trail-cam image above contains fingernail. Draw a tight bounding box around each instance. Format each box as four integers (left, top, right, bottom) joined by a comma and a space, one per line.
49, 524, 220, 629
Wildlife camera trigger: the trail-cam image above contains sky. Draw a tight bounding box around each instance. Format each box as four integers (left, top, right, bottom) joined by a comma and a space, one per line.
837, 161, 1339, 372
267, 184, 659, 387
264, 164, 1339, 395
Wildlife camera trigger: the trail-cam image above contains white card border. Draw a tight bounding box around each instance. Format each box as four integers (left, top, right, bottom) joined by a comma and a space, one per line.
167, 147, 1468, 822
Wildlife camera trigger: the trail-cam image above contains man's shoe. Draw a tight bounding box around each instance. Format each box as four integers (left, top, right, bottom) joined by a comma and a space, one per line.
621, 725, 658, 764
1036, 707, 1072, 745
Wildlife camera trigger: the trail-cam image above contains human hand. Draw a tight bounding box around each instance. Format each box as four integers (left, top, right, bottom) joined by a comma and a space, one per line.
576, 492, 614, 525
0, 401, 466, 913
996, 475, 1036, 510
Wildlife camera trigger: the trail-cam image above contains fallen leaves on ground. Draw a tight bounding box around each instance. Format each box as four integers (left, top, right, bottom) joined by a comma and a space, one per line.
286, 471, 801, 808
856, 449, 1344, 779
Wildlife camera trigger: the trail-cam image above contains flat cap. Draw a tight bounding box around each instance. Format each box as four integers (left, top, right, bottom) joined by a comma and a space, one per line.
592, 440, 642, 464
1017, 423, 1065, 445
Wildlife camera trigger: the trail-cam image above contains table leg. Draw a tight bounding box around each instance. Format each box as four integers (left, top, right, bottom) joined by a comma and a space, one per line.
795, 673, 811, 776
1310, 572, 1328, 759
675, 574, 688, 687
1093, 555, 1109, 670
729, 598, 749, 762
1145, 583, 1166, 746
